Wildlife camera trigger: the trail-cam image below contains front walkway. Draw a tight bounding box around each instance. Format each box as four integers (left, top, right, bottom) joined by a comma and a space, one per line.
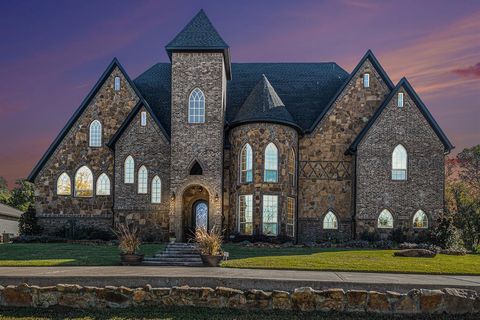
1, 266, 480, 293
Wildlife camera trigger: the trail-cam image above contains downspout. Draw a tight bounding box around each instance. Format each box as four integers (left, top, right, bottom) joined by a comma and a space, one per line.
295, 133, 300, 245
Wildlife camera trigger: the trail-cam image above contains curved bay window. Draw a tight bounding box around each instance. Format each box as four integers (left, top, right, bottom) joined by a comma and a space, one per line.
262, 195, 278, 236
238, 195, 253, 235
240, 143, 253, 183
264, 143, 278, 182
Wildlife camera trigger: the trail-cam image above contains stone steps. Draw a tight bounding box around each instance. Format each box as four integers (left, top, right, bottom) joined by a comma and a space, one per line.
142, 242, 203, 267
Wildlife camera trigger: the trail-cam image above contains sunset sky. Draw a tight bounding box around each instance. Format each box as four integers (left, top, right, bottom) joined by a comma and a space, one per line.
0, 0, 479, 187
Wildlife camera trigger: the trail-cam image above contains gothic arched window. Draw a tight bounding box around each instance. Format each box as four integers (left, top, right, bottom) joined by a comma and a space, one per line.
124, 156, 134, 183
138, 166, 148, 194
75, 166, 93, 197
240, 143, 253, 183
96, 173, 111, 196
392, 145, 407, 180
413, 210, 428, 229
89, 120, 102, 147
188, 88, 205, 123
151, 176, 161, 203
323, 211, 338, 230
264, 143, 278, 182
57, 172, 71, 196
378, 209, 394, 229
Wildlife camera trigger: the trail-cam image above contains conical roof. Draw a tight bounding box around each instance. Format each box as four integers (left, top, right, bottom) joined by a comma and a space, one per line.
231, 74, 299, 130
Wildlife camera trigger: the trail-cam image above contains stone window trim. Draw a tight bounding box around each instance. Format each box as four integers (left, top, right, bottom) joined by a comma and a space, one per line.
187, 158, 205, 176
237, 193, 254, 235
412, 209, 429, 229
73, 165, 94, 198
238, 143, 254, 185
377, 209, 395, 229
263, 142, 280, 184
89, 120, 102, 148
260, 193, 280, 237
56, 172, 71, 196
137, 165, 148, 194
187, 87, 206, 124
391, 144, 408, 181
322, 209, 339, 230
124, 155, 135, 184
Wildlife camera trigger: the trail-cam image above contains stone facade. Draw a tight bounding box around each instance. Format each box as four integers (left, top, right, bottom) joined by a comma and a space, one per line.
228, 123, 298, 239
1, 284, 478, 315
33, 67, 139, 234
355, 86, 445, 238
113, 107, 171, 240
297, 59, 390, 242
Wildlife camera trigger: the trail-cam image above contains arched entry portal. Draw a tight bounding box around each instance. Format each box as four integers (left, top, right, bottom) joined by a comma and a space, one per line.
181, 185, 209, 241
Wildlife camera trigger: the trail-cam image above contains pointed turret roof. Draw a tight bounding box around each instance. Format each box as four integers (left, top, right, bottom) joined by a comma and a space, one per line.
166, 9, 231, 79
230, 74, 300, 131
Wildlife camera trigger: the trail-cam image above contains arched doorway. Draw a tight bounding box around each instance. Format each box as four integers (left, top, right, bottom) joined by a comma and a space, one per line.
181, 185, 209, 241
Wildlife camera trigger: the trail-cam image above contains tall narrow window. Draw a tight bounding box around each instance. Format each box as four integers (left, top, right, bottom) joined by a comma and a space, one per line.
138, 166, 148, 194
397, 92, 404, 107
262, 195, 278, 236
392, 145, 407, 180
240, 143, 253, 183
363, 73, 370, 88
151, 176, 161, 203
288, 148, 295, 185
114, 76, 121, 91
413, 210, 428, 229
89, 120, 102, 147
264, 143, 278, 182
238, 195, 253, 235
96, 173, 111, 196
287, 197, 295, 237
57, 172, 71, 196
141, 111, 147, 126
124, 156, 134, 183
188, 88, 205, 123
74, 166, 93, 197
323, 211, 338, 230
378, 209, 394, 229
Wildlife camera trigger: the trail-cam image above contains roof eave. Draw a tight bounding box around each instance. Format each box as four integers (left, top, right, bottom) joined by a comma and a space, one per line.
227, 118, 303, 134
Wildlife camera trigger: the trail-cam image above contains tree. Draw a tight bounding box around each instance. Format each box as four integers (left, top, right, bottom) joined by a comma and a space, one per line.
0, 176, 10, 205
8, 179, 35, 212
18, 205, 42, 236
457, 145, 480, 192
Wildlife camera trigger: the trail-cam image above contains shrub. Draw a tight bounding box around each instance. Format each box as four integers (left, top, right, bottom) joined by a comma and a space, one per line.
472, 245, 480, 254
194, 227, 223, 256
113, 223, 141, 255
11, 235, 65, 243
359, 230, 380, 242
391, 228, 407, 244
52, 224, 115, 241
18, 205, 43, 236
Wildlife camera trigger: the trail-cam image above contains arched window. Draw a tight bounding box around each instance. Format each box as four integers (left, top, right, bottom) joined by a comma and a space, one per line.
188, 88, 205, 123
323, 211, 338, 230
378, 209, 394, 229
413, 210, 428, 229
240, 143, 253, 183
114, 76, 121, 91
288, 148, 295, 185
151, 176, 161, 203
75, 166, 93, 197
138, 166, 148, 194
363, 73, 370, 87
57, 172, 71, 196
190, 161, 203, 175
392, 145, 407, 180
264, 143, 278, 182
89, 120, 102, 147
124, 156, 134, 183
96, 173, 111, 196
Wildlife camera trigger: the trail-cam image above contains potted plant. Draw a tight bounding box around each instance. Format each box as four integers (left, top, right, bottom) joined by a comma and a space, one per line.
194, 227, 224, 267
113, 223, 144, 266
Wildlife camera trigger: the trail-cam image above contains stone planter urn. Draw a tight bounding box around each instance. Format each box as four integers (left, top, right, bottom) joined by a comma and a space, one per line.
200, 254, 223, 267
120, 253, 144, 266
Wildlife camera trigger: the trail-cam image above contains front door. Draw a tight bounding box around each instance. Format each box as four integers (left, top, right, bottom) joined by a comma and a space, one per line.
193, 200, 208, 230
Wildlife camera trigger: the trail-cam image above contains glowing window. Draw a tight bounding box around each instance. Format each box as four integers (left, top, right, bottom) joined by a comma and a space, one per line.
323, 211, 338, 230
378, 209, 394, 229
56, 172, 71, 196
96, 173, 110, 196
75, 166, 93, 197
413, 210, 428, 229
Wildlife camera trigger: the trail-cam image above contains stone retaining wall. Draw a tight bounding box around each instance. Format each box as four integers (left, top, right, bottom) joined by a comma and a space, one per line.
0, 284, 478, 315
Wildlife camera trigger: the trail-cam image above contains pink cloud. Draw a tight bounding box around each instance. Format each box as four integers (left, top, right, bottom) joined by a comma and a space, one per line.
453, 62, 480, 78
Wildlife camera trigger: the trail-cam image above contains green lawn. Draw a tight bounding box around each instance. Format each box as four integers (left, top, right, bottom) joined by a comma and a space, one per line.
221, 244, 480, 275
0, 307, 476, 320
0, 243, 164, 266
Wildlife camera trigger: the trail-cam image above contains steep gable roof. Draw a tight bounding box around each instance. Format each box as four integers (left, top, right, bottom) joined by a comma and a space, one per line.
230, 74, 300, 130
165, 9, 231, 79
306, 50, 395, 133
27, 58, 155, 182
347, 77, 454, 154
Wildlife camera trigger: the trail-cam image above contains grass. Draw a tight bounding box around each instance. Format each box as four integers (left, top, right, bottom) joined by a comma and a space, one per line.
0, 307, 477, 320
221, 244, 480, 275
0, 243, 164, 266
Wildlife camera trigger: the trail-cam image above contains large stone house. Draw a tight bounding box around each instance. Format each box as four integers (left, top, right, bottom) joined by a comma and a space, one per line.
28, 10, 453, 242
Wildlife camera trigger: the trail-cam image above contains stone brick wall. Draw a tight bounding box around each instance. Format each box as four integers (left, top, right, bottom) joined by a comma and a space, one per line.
298, 59, 391, 242
33, 67, 139, 234
113, 107, 171, 240
228, 123, 298, 239
169, 52, 226, 241
1, 284, 478, 314
355, 87, 445, 238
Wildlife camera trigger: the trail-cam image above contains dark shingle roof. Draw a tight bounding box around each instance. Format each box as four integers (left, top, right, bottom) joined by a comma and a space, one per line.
231, 74, 299, 130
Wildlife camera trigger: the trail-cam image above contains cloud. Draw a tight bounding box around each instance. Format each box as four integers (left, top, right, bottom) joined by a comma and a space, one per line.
452, 62, 480, 78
